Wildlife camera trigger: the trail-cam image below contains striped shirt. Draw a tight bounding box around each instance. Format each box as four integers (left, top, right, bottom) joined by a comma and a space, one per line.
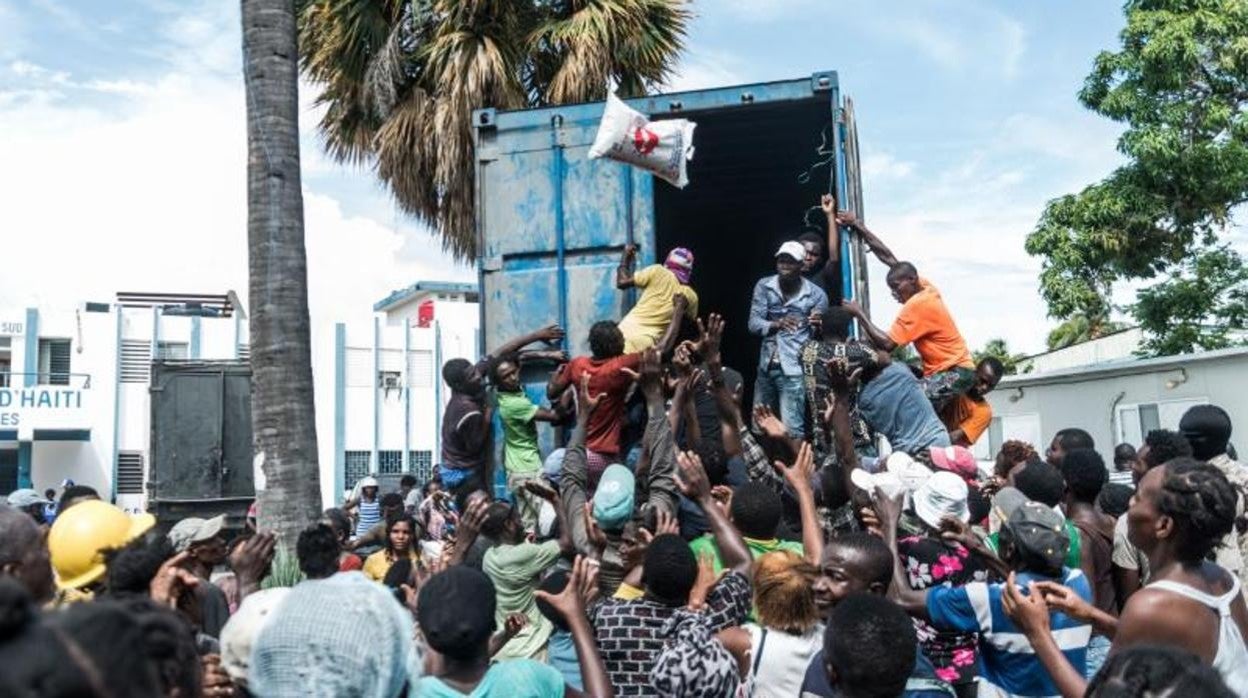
355, 499, 382, 538
927, 568, 1092, 697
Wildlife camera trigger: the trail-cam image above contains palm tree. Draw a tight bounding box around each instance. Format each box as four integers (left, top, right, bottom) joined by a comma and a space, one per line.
297, 0, 690, 261
1045, 312, 1127, 351
242, 0, 323, 546
973, 338, 1031, 375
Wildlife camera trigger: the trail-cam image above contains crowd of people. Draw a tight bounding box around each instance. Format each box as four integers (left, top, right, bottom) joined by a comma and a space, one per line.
3, 197, 1248, 697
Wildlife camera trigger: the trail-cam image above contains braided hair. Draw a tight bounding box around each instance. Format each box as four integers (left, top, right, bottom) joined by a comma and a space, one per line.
1086, 644, 1233, 697
1157, 458, 1237, 564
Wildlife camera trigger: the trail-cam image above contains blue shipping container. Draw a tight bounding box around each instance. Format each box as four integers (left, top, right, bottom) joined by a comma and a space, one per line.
473, 71, 868, 467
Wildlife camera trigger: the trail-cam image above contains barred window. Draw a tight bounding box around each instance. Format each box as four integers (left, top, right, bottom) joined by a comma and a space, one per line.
344, 451, 371, 489
378, 450, 403, 474
408, 450, 434, 484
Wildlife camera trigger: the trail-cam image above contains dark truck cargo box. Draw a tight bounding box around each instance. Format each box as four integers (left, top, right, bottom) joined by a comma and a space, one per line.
148, 361, 254, 528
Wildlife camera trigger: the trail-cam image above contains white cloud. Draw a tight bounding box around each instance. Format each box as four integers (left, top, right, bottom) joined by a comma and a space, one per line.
861, 151, 916, 182
663, 49, 748, 93
856, 1, 1027, 80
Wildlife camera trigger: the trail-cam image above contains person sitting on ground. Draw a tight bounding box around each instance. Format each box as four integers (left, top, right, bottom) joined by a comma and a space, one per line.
800, 532, 955, 698
417, 558, 614, 698
880, 484, 1093, 697
717, 550, 825, 698
547, 322, 678, 487
1112, 429, 1192, 601
1109, 443, 1137, 487
836, 209, 974, 409
1058, 448, 1117, 677
824, 592, 921, 698
560, 350, 681, 595
748, 240, 829, 439
615, 243, 699, 353
494, 355, 566, 533
940, 357, 1004, 447
251, 564, 421, 697
363, 514, 420, 583
1006, 458, 1248, 697
1181, 403, 1248, 586
1045, 427, 1095, 468
320, 507, 363, 572
441, 324, 567, 496
588, 449, 754, 696
0, 506, 54, 606
1084, 645, 1234, 697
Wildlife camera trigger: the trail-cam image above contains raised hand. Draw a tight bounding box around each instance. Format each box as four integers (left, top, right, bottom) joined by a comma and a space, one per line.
697, 313, 725, 365
229, 531, 277, 589
503, 613, 529, 639
835, 209, 859, 228
522, 479, 559, 503
672, 342, 693, 377
535, 555, 597, 622
458, 497, 490, 539
575, 372, 602, 416
201, 654, 235, 697
687, 554, 721, 611
1001, 572, 1052, 637
582, 502, 608, 554
149, 551, 200, 608
753, 405, 790, 441
775, 441, 816, 494
1035, 581, 1096, 623
676, 450, 711, 501
536, 324, 565, 344
820, 194, 836, 216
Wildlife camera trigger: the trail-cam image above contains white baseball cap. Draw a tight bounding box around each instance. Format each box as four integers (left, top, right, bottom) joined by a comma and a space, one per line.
912, 471, 970, 529
775, 241, 806, 261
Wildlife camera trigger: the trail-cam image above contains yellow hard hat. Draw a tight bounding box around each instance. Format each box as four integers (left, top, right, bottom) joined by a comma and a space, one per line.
48, 500, 156, 591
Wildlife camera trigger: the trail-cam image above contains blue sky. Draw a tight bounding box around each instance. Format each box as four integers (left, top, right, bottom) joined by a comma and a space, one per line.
0, 0, 1133, 355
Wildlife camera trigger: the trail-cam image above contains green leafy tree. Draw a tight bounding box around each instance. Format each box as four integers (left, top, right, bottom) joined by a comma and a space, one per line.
1026, 0, 1248, 355
1134, 245, 1248, 355
298, 0, 690, 261
973, 338, 1030, 375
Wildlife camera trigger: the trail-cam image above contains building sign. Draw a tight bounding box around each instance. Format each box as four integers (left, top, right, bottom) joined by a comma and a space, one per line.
0, 321, 23, 335
0, 388, 85, 427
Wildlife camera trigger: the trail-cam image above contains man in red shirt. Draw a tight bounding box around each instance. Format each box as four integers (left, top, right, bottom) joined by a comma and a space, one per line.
547, 317, 683, 487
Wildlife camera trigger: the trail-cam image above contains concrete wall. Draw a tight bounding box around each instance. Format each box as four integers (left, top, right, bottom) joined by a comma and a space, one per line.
984, 349, 1248, 461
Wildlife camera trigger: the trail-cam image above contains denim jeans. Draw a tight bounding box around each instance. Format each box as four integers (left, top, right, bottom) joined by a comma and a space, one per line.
1085, 634, 1112, 679
754, 364, 807, 438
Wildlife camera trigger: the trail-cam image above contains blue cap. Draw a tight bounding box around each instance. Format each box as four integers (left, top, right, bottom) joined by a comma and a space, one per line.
592, 464, 635, 531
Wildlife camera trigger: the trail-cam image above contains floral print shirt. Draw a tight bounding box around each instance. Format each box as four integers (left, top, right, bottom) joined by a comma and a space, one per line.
898, 535, 992, 686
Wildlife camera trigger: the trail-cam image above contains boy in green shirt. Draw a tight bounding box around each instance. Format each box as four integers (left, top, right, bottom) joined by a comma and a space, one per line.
494, 357, 564, 532
688, 482, 804, 574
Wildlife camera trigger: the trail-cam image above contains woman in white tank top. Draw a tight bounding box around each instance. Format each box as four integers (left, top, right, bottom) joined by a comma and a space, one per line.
1005, 458, 1248, 696
717, 550, 824, 698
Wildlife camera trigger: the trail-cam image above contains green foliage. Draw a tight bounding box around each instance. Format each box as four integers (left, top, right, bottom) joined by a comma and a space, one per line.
1133, 244, 1248, 355
261, 546, 305, 590
1045, 312, 1128, 351
298, 0, 690, 261
1027, 0, 1248, 353
973, 338, 1030, 375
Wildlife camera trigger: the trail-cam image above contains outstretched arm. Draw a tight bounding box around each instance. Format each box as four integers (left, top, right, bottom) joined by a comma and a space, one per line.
535, 557, 615, 698
1001, 575, 1087, 698
843, 300, 898, 352
837, 209, 899, 269
616, 244, 639, 290
561, 374, 600, 558
655, 295, 688, 356
678, 450, 752, 577
821, 195, 841, 266
775, 442, 823, 566
877, 488, 930, 619
492, 324, 566, 360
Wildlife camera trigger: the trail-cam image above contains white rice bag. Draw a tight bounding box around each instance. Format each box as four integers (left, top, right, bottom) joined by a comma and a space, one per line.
588, 93, 696, 188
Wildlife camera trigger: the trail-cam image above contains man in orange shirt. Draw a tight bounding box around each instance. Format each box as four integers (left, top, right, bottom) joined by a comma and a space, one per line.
835, 209, 976, 408
940, 357, 1004, 446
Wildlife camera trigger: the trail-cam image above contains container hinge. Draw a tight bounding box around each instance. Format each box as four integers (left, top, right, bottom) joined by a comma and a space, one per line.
811, 71, 836, 93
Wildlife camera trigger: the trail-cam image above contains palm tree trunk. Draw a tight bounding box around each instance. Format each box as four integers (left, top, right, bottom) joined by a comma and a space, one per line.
242, 0, 321, 548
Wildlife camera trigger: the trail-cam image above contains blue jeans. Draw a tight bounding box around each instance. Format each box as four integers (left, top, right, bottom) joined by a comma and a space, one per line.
754, 364, 806, 439
1085, 634, 1111, 679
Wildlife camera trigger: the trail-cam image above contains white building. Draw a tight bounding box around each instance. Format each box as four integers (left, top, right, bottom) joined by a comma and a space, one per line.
323, 281, 480, 505
982, 345, 1248, 460
0, 293, 248, 513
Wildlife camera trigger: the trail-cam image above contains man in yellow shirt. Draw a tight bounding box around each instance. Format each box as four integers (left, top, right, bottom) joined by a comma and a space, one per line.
615, 244, 699, 353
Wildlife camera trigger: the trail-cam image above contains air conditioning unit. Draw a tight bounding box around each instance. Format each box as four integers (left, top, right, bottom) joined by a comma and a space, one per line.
380, 372, 402, 390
